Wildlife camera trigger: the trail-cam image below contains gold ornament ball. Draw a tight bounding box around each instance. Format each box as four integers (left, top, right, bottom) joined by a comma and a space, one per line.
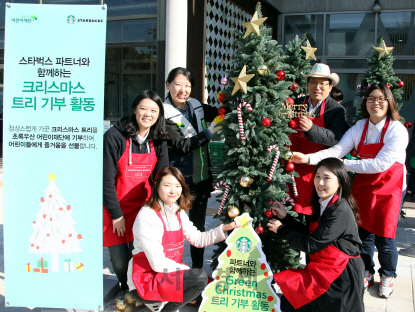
228, 206, 240, 218
116, 300, 127, 311
240, 176, 253, 187
257, 64, 269, 75
124, 292, 136, 305
284, 151, 293, 161
124, 305, 134, 312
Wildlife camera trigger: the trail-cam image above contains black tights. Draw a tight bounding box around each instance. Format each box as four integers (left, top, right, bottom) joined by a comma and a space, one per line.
107, 241, 134, 289
130, 268, 207, 312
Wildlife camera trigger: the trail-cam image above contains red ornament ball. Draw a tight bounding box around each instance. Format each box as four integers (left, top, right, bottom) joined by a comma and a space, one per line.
69, 233, 72, 237
350, 150, 358, 157
218, 107, 227, 115
77, 234, 83, 240
290, 83, 298, 91
398, 81, 405, 88
255, 226, 264, 234
216, 276, 220, 280
40, 197, 45, 203
287, 97, 294, 105
62, 240, 65, 244
265, 210, 273, 218
386, 84, 391, 89
262, 118, 271, 127
405, 121, 412, 129
47, 234, 50, 237
289, 120, 296, 128
276, 70, 286, 81
49, 195, 52, 198
59, 207, 63, 211
285, 162, 295, 173
36, 246, 39, 249
67, 205, 71, 211
31, 244, 34, 247
43, 214, 46, 219
227, 250, 231, 257
261, 263, 266, 270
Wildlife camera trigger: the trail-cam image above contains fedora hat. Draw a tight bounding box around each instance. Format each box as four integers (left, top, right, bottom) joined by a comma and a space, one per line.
302, 63, 340, 86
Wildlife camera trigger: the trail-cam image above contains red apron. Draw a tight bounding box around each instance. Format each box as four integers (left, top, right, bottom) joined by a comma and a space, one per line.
131, 210, 185, 302
289, 98, 328, 215
103, 139, 157, 247
352, 118, 403, 239
274, 195, 359, 309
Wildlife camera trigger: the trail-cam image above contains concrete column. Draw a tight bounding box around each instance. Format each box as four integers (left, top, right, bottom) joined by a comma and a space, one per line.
165, 0, 187, 94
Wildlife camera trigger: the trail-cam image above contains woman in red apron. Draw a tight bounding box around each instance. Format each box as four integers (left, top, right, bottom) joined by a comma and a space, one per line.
103, 90, 169, 294
269, 158, 364, 312
289, 63, 346, 215
291, 83, 408, 299
125, 166, 239, 312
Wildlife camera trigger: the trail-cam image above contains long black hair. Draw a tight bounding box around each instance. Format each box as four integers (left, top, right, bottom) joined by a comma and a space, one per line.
309, 158, 360, 224
121, 90, 169, 141
165, 67, 194, 99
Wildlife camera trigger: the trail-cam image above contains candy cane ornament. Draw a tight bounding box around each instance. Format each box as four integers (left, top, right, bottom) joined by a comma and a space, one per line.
214, 181, 230, 215
281, 196, 295, 207
267, 145, 280, 182
292, 174, 298, 197
237, 102, 252, 141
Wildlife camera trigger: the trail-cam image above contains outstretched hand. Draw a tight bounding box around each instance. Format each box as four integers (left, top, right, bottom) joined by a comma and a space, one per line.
222, 221, 241, 232
271, 201, 287, 219
291, 152, 310, 164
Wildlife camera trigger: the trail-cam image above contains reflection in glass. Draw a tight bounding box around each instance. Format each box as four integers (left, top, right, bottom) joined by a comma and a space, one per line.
123, 74, 153, 116
107, 19, 157, 43
105, 73, 120, 119
106, 0, 157, 18
326, 13, 375, 56
284, 15, 323, 53
378, 12, 415, 55
326, 59, 368, 69
334, 73, 364, 125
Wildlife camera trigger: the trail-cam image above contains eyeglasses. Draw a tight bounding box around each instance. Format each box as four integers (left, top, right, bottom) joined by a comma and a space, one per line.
308, 81, 330, 88
366, 97, 388, 103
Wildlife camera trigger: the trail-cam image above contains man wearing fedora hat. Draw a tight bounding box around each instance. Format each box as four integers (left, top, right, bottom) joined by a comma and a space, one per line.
288, 63, 347, 216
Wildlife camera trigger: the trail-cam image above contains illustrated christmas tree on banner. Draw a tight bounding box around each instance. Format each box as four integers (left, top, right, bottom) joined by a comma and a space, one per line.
283, 34, 313, 100
356, 37, 407, 126
212, 3, 301, 274
199, 213, 280, 312
28, 173, 83, 272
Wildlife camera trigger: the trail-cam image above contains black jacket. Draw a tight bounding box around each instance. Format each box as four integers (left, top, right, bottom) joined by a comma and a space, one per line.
279, 198, 364, 312
103, 118, 169, 219
295, 96, 346, 147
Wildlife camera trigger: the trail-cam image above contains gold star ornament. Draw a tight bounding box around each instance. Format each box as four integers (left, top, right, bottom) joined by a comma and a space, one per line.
235, 213, 252, 228
374, 39, 394, 60
231, 65, 255, 95
242, 11, 268, 39
47, 172, 57, 181
301, 39, 317, 61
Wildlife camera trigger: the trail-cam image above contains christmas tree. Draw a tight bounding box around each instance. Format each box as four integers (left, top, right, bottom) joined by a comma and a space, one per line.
199, 213, 280, 312
212, 3, 301, 274
28, 173, 83, 272
283, 34, 313, 99
356, 37, 405, 121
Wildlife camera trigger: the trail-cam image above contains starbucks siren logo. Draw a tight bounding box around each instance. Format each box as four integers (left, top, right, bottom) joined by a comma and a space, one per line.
236, 236, 252, 254
67, 15, 76, 24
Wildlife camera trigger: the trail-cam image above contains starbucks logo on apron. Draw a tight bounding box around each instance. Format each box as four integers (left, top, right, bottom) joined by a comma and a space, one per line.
236, 237, 252, 254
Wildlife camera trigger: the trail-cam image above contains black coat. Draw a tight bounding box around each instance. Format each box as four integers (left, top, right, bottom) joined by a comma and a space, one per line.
279, 198, 365, 312
103, 118, 169, 219
294, 96, 346, 147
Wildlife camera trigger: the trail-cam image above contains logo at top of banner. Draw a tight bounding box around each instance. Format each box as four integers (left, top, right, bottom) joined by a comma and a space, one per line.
11, 15, 37, 23
67, 15, 76, 25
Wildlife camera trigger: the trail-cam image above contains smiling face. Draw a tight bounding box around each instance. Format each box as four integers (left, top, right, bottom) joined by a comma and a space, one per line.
314, 165, 340, 200
307, 78, 333, 105
166, 74, 192, 109
366, 88, 389, 124
134, 98, 160, 134
157, 174, 183, 206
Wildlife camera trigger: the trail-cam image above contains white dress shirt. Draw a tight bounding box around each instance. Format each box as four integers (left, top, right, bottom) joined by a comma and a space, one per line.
319, 195, 335, 216
308, 98, 324, 116
126, 202, 227, 291
309, 117, 408, 188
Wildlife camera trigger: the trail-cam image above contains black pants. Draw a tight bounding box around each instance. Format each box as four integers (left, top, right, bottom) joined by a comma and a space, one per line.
188, 180, 211, 268
130, 268, 207, 312
107, 241, 134, 289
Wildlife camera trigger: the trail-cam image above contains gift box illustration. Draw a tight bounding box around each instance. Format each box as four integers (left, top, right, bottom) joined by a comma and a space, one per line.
33, 257, 49, 273
26, 262, 31, 272
64, 258, 75, 272
75, 262, 84, 271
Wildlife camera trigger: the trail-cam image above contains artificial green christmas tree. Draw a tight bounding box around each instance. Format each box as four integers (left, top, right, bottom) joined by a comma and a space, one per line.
356, 37, 405, 120
283, 34, 313, 99
211, 3, 301, 274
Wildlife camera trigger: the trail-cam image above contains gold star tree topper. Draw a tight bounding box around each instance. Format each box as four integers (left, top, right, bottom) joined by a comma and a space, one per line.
301, 39, 318, 61
231, 65, 255, 95
374, 39, 394, 60
47, 172, 57, 181
242, 11, 268, 39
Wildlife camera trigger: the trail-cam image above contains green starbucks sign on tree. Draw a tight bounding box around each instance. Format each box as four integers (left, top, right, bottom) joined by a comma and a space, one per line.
199, 213, 280, 312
